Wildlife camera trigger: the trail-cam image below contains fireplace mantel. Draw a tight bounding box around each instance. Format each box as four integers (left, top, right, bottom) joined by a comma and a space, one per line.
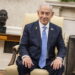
46, 1, 75, 75
46, 1, 75, 44
46, 1, 75, 8
46, 1, 75, 21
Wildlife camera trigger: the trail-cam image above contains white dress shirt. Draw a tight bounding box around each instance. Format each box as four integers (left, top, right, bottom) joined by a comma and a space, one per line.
39, 21, 49, 39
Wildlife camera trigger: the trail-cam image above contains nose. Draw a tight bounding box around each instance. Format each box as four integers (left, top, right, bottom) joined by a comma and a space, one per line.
43, 13, 46, 18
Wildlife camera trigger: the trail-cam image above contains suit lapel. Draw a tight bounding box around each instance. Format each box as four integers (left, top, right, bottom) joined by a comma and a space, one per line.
34, 21, 41, 47
47, 23, 54, 50
34, 21, 54, 49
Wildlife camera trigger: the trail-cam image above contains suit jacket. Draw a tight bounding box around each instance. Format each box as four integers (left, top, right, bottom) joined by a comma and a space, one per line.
17, 21, 66, 65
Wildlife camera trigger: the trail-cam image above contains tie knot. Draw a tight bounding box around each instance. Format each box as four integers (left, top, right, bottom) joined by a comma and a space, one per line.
43, 26, 47, 31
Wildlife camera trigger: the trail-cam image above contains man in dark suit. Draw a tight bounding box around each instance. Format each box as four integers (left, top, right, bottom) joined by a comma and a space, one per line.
16, 3, 66, 75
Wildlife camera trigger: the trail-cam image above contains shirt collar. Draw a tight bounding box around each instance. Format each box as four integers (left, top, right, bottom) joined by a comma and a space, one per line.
39, 21, 49, 29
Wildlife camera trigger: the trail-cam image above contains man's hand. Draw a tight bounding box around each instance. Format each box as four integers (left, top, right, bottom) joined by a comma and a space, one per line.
51, 57, 63, 70
22, 56, 34, 68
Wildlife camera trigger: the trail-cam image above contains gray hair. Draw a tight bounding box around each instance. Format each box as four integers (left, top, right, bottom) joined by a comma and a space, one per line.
38, 3, 53, 12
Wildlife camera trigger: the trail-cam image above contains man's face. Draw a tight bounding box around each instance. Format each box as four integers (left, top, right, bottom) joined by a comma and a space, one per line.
37, 6, 53, 25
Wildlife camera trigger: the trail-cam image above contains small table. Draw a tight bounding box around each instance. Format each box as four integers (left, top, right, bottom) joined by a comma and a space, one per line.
0, 33, 20, 42
0, 33, 21, 53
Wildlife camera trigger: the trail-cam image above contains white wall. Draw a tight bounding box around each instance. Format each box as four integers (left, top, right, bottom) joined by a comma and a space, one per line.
0, 0, 45, 27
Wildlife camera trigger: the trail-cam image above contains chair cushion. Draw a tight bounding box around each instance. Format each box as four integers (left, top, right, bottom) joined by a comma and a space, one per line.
5, 65, 18, 75
30, 69, 49, 75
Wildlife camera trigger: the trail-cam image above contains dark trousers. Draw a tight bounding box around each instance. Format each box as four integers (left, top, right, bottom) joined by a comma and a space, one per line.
16, 60, 64, 75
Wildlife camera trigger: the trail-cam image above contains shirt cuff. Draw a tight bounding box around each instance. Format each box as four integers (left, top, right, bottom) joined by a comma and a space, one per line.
22, 55, 30, 60
56, 57, 63, 61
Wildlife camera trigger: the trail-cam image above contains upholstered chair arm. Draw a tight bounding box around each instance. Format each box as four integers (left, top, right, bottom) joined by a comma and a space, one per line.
13, 45, 19, 52
8, 45, 19, 66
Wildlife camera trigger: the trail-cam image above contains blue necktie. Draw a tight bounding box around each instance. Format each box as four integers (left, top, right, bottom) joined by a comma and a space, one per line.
39, 26, 47, 68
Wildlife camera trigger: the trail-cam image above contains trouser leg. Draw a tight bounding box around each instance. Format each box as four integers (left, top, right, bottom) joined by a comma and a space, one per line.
44, 65, 64, 75
16, 59, 39, 75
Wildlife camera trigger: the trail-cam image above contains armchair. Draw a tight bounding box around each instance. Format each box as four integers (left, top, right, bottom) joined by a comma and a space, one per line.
5, 13, 64, 75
